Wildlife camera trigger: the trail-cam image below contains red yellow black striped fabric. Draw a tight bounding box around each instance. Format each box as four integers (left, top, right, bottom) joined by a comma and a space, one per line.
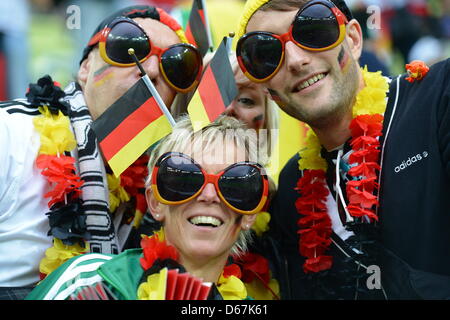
187, 39, 238, 132
185, 0, 209, 57
91, 78, 172, 177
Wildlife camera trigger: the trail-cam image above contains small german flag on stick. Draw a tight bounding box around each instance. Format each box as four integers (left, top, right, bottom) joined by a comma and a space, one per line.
187, 37, 238, 132
91, 50, 174, 177
185, 0, 213, 57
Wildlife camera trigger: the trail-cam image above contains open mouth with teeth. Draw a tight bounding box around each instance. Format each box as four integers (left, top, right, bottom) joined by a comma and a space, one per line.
188, 216, 224, 228
293, 73, 327, 93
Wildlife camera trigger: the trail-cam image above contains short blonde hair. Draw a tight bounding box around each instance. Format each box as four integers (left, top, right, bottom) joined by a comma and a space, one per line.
146, 115, 268, 255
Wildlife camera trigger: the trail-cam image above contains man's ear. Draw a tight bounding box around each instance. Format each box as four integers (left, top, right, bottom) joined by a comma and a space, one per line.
145, 187, 165, 222
77, 49, 99, 87
77, 57, 90, 88
240, 213, 258, 231
345, 19, 364, 61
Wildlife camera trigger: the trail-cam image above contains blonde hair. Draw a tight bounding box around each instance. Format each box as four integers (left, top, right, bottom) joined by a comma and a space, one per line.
146, 115, 269, 255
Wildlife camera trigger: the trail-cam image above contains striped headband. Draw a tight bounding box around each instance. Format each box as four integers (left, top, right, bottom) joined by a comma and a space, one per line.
80, 5, 188, 65
236, 0, 353, 40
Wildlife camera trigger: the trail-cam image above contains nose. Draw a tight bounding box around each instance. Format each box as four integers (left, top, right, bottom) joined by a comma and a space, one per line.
196, 183, 221, 204
224, 101, 237, 118
141, 54, 160, 80
284, 41, 311, 74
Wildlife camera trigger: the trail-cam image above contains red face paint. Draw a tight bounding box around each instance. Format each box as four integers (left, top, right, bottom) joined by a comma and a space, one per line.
252, 113, 265, 130
268, 88, 287, 108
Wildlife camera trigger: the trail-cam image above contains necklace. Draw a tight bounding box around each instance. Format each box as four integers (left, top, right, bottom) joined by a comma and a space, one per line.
137, 229, 280, 300
137, 230, 248, 300
39, 154, 149, 279
29, 77, 89, 279
295, 67, 388, 273
33, 77, 149, 279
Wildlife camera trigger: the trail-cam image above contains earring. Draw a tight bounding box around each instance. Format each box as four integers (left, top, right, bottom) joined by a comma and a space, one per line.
245, 224, 250, 230
155, 214, 160, 219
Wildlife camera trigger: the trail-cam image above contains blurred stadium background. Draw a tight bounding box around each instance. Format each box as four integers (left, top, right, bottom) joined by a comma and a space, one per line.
0, 0, 448, 100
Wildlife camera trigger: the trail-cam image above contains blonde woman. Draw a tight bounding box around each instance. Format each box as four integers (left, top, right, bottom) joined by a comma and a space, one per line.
26, 116, 277, 300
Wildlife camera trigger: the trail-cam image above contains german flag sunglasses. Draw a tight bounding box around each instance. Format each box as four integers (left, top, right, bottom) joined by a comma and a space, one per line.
89, 17, 203, 93
236, 0, 349, 83
151, 152, 269, 215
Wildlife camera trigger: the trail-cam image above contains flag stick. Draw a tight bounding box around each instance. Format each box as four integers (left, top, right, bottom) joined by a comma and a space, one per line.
226, 32, 235, 56
128, 48, 176, 128
200, 0, 214, 52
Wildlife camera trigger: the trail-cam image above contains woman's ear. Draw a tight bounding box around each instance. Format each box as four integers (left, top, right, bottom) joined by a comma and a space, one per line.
240, 213, 258, 231
345, 19, 363, 61
145, 187, 165, 222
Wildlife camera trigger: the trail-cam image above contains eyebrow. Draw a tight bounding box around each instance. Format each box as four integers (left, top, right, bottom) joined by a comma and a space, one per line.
236, 81, 260, 90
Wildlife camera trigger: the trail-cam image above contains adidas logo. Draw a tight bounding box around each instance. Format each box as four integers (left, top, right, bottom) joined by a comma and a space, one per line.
394, 151, 428, 173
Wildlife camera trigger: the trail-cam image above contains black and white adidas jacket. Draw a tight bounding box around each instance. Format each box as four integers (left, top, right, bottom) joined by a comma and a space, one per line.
266, 58, 450, 300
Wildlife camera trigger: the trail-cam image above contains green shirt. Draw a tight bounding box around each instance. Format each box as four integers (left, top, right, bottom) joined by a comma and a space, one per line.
26, 249, 143, 300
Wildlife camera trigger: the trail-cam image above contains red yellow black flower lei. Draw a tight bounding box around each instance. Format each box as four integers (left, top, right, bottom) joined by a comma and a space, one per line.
30, 77, 89, 279
295, 67, 388, 273
33, 76, 149, 279
138, 230, 279, 300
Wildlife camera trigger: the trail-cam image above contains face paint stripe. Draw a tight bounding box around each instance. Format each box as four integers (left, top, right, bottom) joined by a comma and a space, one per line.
93, 65, 114, 84
252, 113, 265, 130
93, 64, 111, 77
253, 114, 264, 122
267, 88, 287, 108
338, 47, 349, 70
267, 88, 281, 101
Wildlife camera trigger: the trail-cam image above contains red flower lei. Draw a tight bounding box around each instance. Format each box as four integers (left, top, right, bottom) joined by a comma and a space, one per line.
295, 68, 388, 273
117, 155, 149, 224
36, 154, 84, 207
295, 169, 333, 273
140, 233, 178, 270
139, 232, 280, 299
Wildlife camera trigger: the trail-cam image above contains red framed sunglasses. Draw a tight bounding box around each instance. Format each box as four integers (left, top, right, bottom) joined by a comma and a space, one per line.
90, 17, 203, 93
151, 152, 269, 215
236, 0, 349, 83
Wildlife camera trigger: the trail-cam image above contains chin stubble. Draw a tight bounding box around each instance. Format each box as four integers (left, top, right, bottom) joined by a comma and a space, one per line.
274, 51, 359, 128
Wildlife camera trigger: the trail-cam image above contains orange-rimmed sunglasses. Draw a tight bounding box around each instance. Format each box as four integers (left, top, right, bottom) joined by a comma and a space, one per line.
236, 0, 349, 83
91, 17, 203, 93
151, 152, 269, 215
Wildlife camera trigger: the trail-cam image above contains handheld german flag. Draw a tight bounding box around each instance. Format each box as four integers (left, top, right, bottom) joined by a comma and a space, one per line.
185, 0, 213, 57
91, 77, 172, 177
187, 37, 238, 132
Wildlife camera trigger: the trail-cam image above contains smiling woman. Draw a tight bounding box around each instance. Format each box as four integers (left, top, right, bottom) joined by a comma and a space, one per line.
26, 115, 278, 300
145, 115, 267, 276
